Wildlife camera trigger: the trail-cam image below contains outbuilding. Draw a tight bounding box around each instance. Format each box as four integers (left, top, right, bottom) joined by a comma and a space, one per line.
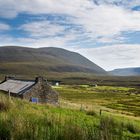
0, 76, 58, 104
50, 80, 61, 86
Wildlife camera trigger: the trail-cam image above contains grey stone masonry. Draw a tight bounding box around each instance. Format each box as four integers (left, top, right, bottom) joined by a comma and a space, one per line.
0, 76, 59, 104
23, 77, 59, 104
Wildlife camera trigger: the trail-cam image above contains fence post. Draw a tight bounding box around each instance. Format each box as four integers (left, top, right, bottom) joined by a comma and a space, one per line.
8, 90, 11, 100
100, 109, 102, 116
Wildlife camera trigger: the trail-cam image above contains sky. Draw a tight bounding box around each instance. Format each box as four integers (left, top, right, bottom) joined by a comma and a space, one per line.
0, 0, 140, 70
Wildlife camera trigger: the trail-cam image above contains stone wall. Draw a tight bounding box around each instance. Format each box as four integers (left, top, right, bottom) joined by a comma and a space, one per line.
22, 78, 59, 104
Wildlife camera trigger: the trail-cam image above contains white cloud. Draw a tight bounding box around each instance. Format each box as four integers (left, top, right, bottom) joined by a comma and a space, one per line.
71, 4, 140, 41
20, 21, 65, 37
0, 33, 76, 48
97, 35, 125, 43
92, 0, 140, 9
126, 0, 140, 8
0, 0, 92, 18
0, 23, 10, 31
77, 44, 140, 70
1, 0, 140, 41
16, 34, 76, 48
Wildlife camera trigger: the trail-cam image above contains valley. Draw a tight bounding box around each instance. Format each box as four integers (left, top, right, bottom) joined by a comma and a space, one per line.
0, 46, 140, 140
0, 84, 140, 140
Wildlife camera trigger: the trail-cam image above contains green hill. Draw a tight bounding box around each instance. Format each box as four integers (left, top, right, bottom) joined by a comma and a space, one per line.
0, 46, 106, 76
110, 67, 140, 76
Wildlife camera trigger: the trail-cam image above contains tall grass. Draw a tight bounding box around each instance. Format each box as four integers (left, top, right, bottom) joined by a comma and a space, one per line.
0, 94, 140, 140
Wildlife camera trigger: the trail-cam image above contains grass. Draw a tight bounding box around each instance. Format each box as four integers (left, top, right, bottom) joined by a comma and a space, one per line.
0, 85, 140, 139
1, 72, 140, 87
0, 94, 140, 140
54, 85, 140, 117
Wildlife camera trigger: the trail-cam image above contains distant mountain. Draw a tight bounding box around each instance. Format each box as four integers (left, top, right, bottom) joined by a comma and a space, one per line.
109, 67, 140, 76
0, 46, 106, 76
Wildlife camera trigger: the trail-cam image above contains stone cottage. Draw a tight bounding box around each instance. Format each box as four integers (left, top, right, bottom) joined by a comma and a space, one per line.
0, 76, 58, 104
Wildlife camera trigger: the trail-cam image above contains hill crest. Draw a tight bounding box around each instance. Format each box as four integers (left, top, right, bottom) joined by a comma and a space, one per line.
0, 46, 106, 76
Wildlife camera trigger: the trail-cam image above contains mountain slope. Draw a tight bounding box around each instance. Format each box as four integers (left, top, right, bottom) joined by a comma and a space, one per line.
109, 67, 140, 76
0, 46, 106, 76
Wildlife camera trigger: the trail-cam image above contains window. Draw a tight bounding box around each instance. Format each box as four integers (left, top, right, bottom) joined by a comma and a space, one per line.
31, 97, 38, 103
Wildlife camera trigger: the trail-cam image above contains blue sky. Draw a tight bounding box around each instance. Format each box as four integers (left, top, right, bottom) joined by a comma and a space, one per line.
0, 0, 140, 70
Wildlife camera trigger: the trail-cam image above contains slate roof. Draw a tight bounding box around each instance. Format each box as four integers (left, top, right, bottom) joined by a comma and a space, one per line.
0, 79, 35, 94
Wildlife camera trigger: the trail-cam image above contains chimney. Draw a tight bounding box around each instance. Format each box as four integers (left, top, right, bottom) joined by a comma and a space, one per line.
5, 76, 14, 81
35, 76, 44, 83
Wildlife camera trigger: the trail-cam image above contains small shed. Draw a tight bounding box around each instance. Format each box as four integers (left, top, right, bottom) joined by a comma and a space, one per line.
92, 84, 98, 87
89, 83, 98, 87
50, 80, 61, 86
0, 76, 58, 104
